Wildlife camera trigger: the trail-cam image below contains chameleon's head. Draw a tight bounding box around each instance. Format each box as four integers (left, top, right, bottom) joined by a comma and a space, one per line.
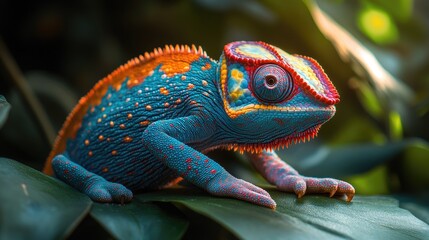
218, 41, 340, 152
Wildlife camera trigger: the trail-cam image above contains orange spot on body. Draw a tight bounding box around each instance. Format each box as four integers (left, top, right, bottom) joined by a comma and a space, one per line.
84, 139, 90, 146
202, 80, 208, 86
110, 121, 114, 127
102, 167, 109, 173
135, 102, 139, 107
123, 136, 133, 143
181, 75, 187, 80
187, 83, 195, 90
164, 102, 170, 107
88, 151, 93, 157
127, 113, 133, 119
175, 99, 182, 104
97, 118, 102, 123
111, 150, 117, 155
160, 87, 169, 95
146, 105, 152, 111
201, 62, 211, 71
120, 124, 126, 129
98, 135, 104, 141
127, 79, 139, 88
140, 120, 150, 126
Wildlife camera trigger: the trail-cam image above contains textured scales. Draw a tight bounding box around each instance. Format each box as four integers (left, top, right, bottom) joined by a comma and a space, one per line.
44, 41, 354, 208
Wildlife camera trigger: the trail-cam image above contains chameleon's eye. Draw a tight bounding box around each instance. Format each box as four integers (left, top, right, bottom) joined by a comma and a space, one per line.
252, 64, 293, 103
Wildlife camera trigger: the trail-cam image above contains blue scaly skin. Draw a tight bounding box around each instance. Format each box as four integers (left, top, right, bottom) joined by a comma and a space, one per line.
44, 41, 355, 208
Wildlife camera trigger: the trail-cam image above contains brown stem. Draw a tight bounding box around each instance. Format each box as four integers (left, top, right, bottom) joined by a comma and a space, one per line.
0, 36, 55, 147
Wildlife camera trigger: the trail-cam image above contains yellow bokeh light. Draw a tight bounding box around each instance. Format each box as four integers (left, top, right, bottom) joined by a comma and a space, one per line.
358, 7, 398, 44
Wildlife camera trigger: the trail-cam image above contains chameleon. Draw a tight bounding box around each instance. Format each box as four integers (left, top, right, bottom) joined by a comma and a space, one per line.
43, 41, 355, 208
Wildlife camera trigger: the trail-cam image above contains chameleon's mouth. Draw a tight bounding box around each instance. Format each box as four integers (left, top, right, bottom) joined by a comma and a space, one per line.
224, 124, 321, 154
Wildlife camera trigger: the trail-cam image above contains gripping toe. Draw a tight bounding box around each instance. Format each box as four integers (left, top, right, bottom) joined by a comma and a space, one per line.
85, 181, 133, 203
87, 187, 113, 202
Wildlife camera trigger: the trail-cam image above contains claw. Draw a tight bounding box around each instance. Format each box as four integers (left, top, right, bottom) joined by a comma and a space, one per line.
337, 180, 355, 202
269, 201, 277, 209
294, 179, 306, 198
278, 175, 355, 202
346, 193, 354, 202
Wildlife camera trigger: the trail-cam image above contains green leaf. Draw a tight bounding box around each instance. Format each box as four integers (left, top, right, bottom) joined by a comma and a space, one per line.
357, 5, 399, 45
140, 188, 335, 239
274, 192, 429, 239
0, 158, 92, 240
396, 193, 429, 225
347, 165, 390, 195
139, 187, 429, 239
350, 77, 384, 120
389, 111, 403, 140
277, 139, 426, 178
0, 95, 11, 129
398, 141, 429, 191
90, 201, 188, 240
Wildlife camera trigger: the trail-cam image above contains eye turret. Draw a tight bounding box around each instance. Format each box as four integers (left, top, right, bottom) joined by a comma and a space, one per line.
252, 64, 294, 103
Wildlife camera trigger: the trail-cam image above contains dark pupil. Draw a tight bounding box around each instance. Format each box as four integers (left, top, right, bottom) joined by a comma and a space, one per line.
265, 75, 277, 87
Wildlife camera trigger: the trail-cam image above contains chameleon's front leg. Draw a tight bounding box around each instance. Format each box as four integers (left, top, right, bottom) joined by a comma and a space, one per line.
247, 151, 355, 201
142, 116, 276, 208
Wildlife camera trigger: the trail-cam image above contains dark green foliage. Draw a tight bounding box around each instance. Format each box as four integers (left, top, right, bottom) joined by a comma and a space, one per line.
142, 188, 429, 239
1, 158, 428, 240
90, 201, 188, 240
0, 158, 91, 240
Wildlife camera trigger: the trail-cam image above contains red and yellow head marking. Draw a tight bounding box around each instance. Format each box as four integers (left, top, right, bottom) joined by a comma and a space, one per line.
220, 41, 339, 119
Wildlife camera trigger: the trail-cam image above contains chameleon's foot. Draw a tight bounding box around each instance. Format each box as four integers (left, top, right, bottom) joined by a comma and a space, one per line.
52, 154, 133, 203
277, 175, 355, 202
207, 173, 276, 209
85, 179, 133, 203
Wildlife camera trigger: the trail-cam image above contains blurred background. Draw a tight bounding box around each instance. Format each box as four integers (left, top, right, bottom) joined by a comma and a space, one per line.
1, 0, 429, 217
